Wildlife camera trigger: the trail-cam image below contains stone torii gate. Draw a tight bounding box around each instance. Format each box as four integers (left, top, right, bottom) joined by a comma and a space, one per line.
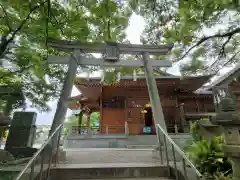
47, 39, 173, 136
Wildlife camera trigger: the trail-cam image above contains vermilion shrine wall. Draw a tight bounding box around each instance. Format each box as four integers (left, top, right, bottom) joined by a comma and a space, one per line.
100, 85, 215, 135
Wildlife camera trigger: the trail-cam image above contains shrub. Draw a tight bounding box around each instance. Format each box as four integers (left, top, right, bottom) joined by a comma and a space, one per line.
213, 172, 232, 180
64, 127, 70, 136
185, 135, 232, 176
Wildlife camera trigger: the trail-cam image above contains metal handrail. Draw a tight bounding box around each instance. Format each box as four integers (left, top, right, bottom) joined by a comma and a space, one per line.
15, 124, 63, 180
156, 124, 203, 180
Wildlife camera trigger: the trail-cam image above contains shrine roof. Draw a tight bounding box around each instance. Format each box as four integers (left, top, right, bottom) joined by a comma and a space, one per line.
73, 75, 212, 101
74, 75, 212, 89
206, 63, 240, 90
69, 75, 212, 111
68, 94, 99, 111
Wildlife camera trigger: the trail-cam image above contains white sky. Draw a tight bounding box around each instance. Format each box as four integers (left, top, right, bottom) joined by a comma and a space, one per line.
33, 13, 235, 125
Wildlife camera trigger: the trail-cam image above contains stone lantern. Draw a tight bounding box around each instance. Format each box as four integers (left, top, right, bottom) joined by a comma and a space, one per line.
103, 42, 119, 62
211, 86, 240, 180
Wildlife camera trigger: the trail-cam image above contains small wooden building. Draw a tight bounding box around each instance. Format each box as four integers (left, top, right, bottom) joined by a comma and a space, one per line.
68, 73, 216, 135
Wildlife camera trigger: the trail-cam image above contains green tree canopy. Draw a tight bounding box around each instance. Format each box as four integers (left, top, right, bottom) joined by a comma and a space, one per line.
130, 0, 240, 76
0, 0, 133, 112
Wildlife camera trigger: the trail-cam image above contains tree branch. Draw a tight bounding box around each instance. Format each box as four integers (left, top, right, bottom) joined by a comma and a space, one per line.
45, 0, 51, 47
213, 50, 240, 74
179, 27, 240, 60
219, 34, 233, 57
202, 34, 236, 71
49, 10, 64, 36
9, 1, 48, 43
0, 64, 35, 79
0, 0, 47, 58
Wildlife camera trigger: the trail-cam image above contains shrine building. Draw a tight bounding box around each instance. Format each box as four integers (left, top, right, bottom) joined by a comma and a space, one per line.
68, 73, 216, 135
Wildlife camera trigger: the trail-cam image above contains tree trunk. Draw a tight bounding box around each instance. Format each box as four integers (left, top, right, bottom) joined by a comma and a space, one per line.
0, 36, 8, 59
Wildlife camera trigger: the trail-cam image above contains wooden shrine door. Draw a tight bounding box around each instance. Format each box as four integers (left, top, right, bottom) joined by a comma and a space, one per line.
125, 97, 148, 135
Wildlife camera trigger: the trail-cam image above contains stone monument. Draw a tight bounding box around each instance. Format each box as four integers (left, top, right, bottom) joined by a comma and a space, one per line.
5, 112, 37, 158
211, 86, 240, 180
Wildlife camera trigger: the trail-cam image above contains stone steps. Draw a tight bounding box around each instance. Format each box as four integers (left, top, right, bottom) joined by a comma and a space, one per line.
62, 148, 160, 164
50, 149, 175, 179
50, 163, 172, 180
63, 134, 192, 149
54, 177, 172, 180
86, 177, 171, 180
50, 148, 196, 180
126, 145, 158, 149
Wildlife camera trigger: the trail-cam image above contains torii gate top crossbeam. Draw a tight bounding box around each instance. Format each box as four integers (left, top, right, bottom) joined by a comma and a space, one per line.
48, 38, 173, 55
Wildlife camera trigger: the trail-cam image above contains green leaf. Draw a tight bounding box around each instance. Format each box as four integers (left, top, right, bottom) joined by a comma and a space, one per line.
0, 0, 132, 112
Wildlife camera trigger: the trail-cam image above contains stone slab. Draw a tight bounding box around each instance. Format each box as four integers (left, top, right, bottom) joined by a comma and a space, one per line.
50, 165, 170, 180
62, 149, 159, 164
63, 134, 192, 149
82, 177, 171, 180
53, 162, 164, 169
63, 148, 155, 151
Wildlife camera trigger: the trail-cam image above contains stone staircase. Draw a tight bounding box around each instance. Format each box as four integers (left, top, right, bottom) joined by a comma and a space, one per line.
50, 148, 176, 180
50, 134, 194, 180
50, 164, 172, 180
13, 126, 199, 180
64, 134, 192, 149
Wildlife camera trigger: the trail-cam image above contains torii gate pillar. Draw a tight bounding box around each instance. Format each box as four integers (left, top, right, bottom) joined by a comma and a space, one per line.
142, 52, 167, 131
49, 56, 78, 135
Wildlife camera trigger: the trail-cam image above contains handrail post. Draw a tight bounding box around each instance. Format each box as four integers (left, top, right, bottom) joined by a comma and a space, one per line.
179, 103, 186, 133
157, 127, 163, 164
182, 158, 188, 180
46, 138, 54, 179
172, 144, 178, 180
174, 124, 178, 134
39, 151, 45, 180
163, 135, 170, 176
106, 126, 109, 134
55, 126, 62, 166
124, 121, 129, 136
70, 126, 72, 136
29, 160, 35, 180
